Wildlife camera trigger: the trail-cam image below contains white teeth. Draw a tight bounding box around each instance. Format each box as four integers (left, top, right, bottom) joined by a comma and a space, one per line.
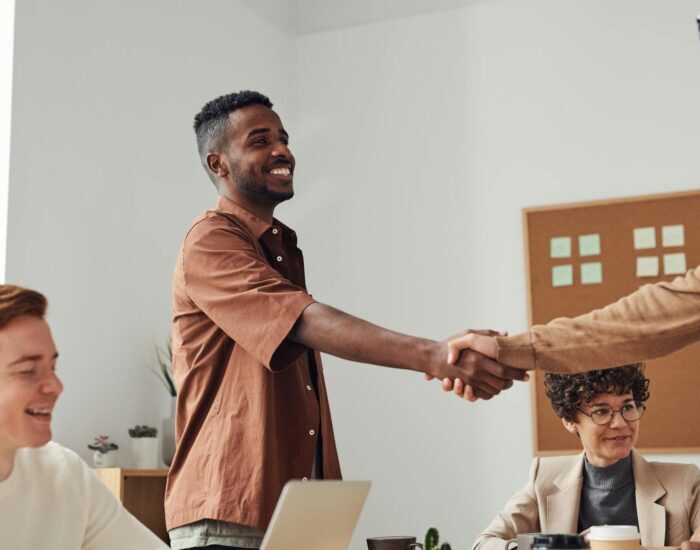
270, 167, 291, 176
27, 408, 51, 415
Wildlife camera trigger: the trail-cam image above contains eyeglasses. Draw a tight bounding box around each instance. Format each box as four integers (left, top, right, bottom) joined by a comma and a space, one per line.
577, 401, 646, 426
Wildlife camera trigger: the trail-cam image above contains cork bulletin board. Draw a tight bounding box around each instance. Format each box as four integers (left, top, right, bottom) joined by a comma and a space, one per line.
524, 190, 700, 455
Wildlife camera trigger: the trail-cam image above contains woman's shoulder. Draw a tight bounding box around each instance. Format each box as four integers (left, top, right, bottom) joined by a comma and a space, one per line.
634, 452, 700, 491
643, 457, 700, 478
530, 453, 584, 489
537, 453, 583, 471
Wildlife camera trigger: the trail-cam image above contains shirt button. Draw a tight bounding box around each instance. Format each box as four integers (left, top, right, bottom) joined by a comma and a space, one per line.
276, 256, 283, 262
309, 429, 315, 436
306, 385, 312, 391
272, 228, 279, 235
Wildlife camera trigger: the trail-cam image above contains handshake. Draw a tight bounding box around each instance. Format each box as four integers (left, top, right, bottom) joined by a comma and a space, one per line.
425, 330, 530, 402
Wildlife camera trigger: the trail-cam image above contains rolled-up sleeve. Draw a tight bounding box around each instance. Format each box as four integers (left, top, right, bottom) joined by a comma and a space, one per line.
182, 220, 315, 370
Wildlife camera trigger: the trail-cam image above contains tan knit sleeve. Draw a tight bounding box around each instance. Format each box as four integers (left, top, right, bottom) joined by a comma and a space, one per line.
496, 266, 700, 373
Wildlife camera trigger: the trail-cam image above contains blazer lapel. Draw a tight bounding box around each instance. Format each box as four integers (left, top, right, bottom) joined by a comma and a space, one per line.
544, 454, 584, 533
632, 450, 666, 547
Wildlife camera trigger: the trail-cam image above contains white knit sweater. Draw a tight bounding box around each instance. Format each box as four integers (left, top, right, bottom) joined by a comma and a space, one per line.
0, 442, 168, 550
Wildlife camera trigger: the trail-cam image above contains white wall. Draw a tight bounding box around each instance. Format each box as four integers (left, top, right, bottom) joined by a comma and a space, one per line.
0, 0, 15, 282
7, 1, 700, 548
7, 0, 295, 464
294, 1, 700, 547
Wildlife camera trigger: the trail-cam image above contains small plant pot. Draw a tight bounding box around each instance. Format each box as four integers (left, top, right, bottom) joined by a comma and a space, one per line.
92, 450, 117, 468
131, 436, 158, 469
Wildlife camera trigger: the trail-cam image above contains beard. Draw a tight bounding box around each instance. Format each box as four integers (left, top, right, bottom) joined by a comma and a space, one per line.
231, 163, 294, 203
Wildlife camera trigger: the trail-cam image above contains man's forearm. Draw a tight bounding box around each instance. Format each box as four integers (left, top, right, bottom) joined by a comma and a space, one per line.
291, 302, 530, 400
288, 302, 444, 377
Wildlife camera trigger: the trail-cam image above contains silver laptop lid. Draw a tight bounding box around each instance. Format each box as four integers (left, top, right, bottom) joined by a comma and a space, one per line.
260, 480, 371, 550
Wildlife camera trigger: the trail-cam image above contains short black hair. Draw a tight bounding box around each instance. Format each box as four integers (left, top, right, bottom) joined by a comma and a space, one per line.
544, 363, 650, 422
193, 90, 273, 180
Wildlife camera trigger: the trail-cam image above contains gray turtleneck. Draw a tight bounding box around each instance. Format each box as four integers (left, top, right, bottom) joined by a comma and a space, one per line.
577, 453, 639, 532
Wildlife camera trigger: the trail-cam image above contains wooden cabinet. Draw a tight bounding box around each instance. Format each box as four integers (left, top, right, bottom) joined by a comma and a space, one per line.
94, 468, 169, 544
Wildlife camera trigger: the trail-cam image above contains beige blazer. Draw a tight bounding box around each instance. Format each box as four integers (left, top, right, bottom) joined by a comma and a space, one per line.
473, 451, 700, 550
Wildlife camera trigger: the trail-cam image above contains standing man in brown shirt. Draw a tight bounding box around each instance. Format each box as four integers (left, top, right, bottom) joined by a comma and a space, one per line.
165, 90, 529, 550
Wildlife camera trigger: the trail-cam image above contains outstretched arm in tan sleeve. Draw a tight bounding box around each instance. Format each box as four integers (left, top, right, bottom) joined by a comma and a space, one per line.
450, 266, 700, 375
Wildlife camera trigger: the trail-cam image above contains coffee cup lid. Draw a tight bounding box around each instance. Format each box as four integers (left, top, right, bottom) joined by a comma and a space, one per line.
588, 525, 640, 541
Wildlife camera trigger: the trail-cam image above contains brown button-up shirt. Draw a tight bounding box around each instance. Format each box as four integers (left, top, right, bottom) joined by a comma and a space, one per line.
165, 196, 342, 531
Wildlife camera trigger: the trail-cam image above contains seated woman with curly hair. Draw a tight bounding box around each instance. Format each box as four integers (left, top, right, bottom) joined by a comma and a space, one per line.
472, 364, 700, 550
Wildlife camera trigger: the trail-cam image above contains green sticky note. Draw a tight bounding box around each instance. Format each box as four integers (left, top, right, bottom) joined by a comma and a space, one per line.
662, 225, 684, 248
581, 262, 603, 285
552, 265, 573, 287
633, 227, 656, 250
578, 234, 601, 257
663, 253, 686, 275
636, 256, 659, 278
550, 237, 572, 259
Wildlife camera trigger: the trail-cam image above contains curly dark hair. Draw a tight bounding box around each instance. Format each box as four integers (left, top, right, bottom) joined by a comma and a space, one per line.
193, 90, 273, 182
544, 363, 650, 422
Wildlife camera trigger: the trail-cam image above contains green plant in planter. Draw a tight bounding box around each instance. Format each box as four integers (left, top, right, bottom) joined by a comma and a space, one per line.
148, 338, 176, 397
424, 527, 452, 550
128, 425, 157, 438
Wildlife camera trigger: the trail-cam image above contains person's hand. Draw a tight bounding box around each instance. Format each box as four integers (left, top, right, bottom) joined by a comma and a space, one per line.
424, 329, 498, 384
425, 329, 528, 401
447, 331, 498, 362
425, 329, 529, 401
445, 331, 499, 399
681, 541, 700, 550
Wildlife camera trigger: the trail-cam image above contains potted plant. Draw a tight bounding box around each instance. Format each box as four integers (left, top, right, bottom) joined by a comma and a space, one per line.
149, 338, 176, 466
425, 527, 452, 550
128, 425, 158, 469
87, 435, 119, 467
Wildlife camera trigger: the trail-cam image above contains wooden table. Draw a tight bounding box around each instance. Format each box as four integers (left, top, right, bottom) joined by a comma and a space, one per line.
94, 468, 169, 544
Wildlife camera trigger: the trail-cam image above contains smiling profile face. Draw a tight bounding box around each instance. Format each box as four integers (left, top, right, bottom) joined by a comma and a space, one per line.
211, 103, 296, 205
0, 314, 62, 454
562, 392, 640, 467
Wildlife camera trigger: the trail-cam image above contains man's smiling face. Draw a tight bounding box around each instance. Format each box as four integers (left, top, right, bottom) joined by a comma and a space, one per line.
0, 315, 62, 454
217, 103, 295, 204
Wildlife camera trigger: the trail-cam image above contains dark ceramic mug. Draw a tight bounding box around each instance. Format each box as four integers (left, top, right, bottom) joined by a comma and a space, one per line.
367, 536, 424, 550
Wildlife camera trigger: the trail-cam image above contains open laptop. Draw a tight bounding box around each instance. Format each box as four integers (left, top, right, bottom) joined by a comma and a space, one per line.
260, 480, 371, 550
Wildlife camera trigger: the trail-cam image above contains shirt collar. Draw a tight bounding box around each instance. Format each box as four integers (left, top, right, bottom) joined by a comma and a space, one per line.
583, 452, 633, 490
212, 195, 297, 242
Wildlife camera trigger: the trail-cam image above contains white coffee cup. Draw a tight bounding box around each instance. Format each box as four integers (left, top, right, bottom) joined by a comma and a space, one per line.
588, 525, 640, 550
516, 533, 539, 550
